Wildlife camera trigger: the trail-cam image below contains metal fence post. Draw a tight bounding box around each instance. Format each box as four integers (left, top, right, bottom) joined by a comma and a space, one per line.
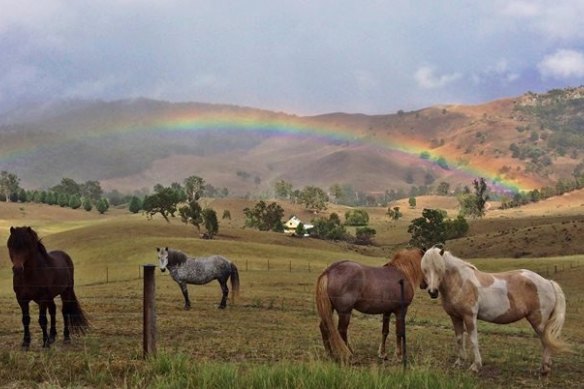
143, 264, 157, 358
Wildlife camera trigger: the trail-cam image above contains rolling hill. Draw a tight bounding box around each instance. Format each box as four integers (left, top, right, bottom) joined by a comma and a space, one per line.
1, 87, 584, 197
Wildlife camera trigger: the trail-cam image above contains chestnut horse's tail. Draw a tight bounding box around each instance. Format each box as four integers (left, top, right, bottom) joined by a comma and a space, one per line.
544, 280, 569, 353
315, 272, 352, 363
62, 287, 89, 335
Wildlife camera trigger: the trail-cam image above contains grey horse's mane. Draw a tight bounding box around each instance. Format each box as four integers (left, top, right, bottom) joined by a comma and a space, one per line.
167, 249, 188, 267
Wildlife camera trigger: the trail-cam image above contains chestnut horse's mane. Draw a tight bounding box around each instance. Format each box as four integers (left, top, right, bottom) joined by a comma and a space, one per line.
385, 248, 424, 289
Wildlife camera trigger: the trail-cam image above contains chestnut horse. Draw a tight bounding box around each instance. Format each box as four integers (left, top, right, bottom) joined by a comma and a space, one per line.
7, 226, 89, 349
315, 248, 424, 363
420, 245, 569, 375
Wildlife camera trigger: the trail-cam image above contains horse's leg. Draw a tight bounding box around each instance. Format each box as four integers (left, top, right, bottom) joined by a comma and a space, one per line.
218, 279, 229, 309
395, 308, 407, 360
337, 312, 353, 353
179, 282, 191, 310
526, 313, 551, 376
18, 300, 31, 350
48, 300, 57, 344
378, 313, 390, 359
464, 315, 482, 373
450, 315, 466, 368
38, 302, 50, 348
62, 303, 71, 344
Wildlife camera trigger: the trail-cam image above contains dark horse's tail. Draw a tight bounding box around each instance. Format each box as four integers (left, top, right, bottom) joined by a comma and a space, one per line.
62, 287, 89, 335
230, 262, 240, 301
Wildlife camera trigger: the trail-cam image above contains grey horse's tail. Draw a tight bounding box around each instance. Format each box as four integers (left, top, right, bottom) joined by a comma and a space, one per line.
230, 262, 240, 300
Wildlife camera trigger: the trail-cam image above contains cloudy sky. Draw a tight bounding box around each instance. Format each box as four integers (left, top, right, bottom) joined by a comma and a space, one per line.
2, 0, 584, 115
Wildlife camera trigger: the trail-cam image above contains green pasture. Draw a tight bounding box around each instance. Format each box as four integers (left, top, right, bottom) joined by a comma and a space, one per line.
1, 205, 583, 388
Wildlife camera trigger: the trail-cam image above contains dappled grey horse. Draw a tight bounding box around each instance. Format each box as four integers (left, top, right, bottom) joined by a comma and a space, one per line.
157, 247, 240, 309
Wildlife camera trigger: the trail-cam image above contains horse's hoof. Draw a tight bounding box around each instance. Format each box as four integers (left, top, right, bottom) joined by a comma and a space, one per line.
184, 306, 191, 311
377, 352, 388, 360
63, 338, 71, 345
218, 305, 226, 309
468, 364, 481, 374
21, 344, 30, 351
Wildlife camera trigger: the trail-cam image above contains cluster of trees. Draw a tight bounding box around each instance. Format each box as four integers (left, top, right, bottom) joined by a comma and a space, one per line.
408, 208, 469, 248
0, 172, 111, 214
241, 200, 377, 245
140, 176, 220, 238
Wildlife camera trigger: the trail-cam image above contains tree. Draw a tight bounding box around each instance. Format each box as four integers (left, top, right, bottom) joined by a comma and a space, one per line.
300, 186, 329, 212
0, 171, 21, 202
459, 177, 490, 218
243, 200, 284, 232
80, 180, 103, 202
386, 206, 402, 221
408, 208, 468, 248
52, 177, 81, 196
142, 186, 180, 222
274, 180, 293, 200
68, 195, 82, 209
355, 227, 376, 245
408, 208, 448, 249
58, 193, 69, 207
409, 196, 417, 208
184, 176, 205, 202
344, 209, 369, 226
202, 208, 219, 238
179, 199, 203, 230
311, 213, 348, 241
294, 222, 305, 237
82, 198, 93, 212
222, 210, 231, 220
128, 196, 142, 213
436, 181, 450, 196
96, 198, 110, 214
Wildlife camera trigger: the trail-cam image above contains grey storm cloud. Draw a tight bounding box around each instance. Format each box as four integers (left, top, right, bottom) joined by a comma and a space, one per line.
1, 0, 584, 115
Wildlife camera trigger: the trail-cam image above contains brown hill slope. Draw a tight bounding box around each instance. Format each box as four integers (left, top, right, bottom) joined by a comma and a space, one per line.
1, 88, 583, 196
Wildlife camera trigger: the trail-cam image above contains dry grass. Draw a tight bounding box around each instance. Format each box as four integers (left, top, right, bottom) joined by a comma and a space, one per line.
1, 200, 583, 388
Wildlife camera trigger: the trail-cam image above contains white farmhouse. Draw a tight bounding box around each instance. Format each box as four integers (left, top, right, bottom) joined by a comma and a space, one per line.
283, 216, 313, 237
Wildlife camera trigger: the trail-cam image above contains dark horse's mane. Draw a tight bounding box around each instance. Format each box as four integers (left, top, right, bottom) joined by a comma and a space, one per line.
8, 227, 50, 259
167, 249, 188, 267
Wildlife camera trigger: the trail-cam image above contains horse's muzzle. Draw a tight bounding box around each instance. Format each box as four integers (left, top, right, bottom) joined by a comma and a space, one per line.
160, 268, 166, 273
428, 289, 439, 299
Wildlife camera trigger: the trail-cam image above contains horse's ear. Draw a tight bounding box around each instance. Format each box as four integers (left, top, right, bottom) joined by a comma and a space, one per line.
10, 226, 14, 233
165, 247, 168, 251
440, 248, 445, 256
156, 247, 160, 252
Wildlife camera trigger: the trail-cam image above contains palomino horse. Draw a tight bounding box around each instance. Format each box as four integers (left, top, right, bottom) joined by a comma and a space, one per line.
157, 247, 240, 309
7, 226, 89, 349
420, 245, 569, 375
315, 248, 425, 363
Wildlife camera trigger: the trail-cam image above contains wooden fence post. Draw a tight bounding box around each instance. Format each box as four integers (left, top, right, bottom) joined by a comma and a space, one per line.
143, 264, 157, 358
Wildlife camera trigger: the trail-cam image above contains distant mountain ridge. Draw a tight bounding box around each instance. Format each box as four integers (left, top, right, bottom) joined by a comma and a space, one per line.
1, 87, 583, 197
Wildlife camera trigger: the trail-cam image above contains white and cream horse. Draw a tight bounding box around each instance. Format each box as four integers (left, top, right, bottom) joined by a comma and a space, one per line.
420, 246, 569, 376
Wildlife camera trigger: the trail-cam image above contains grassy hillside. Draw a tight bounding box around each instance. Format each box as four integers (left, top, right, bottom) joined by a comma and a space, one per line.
2, 88, 584, 196
1, 199, 583, 388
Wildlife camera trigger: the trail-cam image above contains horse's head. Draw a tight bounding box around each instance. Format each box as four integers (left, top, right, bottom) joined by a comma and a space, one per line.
157, 247, 169, 272
7, 226, 40, 274
420, 245, 446, 299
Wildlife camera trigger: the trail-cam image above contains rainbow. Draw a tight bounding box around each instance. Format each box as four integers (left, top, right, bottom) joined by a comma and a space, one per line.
1, 109, 539, 193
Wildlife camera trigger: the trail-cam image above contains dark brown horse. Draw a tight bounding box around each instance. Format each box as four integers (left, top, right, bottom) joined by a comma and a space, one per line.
315, 248, 424, 363
7, 226, 89, 349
